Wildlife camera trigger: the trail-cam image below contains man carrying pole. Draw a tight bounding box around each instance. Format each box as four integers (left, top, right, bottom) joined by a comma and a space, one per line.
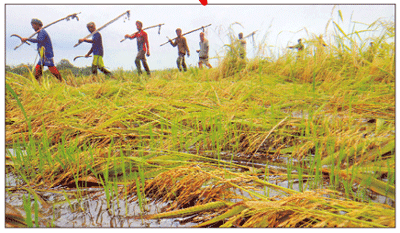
124, 21, 151, 76
196, 32, 212, 69
121, 23, 164, 43
169, 28, 190, 72
78, 22, 113, 77
20, 18, 63, 82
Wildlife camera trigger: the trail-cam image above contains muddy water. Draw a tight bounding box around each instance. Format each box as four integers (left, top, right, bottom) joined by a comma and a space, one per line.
5, 181, 197, 227
5, 148, 394, 227
6, 149, 198, 227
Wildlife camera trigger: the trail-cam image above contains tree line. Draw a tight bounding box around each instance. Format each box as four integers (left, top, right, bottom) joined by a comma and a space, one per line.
6, 59, 94, 77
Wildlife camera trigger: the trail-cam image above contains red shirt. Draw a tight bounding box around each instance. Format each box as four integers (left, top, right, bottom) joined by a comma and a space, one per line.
129, 30, 149, 52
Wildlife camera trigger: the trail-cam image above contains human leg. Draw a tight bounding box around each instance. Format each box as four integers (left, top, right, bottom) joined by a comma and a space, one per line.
176, 56, 183, 71
92, 55, 99, 74
91, 65, 98, 75
142, 60, 151, 76
94, 55, 112, 76
34, 64, 42, 80
135, 51, 144, 75
48, 66, 63, 81
99, 67, 111, 75
181, 55, 187, 71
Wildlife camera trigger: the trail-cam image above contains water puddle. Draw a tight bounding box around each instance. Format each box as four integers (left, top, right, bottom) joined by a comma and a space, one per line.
5, 147, 394, 227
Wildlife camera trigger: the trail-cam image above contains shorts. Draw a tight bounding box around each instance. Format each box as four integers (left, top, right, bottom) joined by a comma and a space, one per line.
136, 50, 147, 61
92, 55, 105, 68
199, 56, 209, 64
38, 56, 55, 67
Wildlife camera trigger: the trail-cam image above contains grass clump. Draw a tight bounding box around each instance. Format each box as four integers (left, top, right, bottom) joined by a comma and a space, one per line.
5, 15, 394, 227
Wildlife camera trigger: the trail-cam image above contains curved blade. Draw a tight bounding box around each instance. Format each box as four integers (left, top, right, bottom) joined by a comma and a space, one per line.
10, 34, 31, 45
73, 55, 92, 61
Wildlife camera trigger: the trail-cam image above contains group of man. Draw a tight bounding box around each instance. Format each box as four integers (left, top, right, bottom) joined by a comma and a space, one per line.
19, 18, 216, 82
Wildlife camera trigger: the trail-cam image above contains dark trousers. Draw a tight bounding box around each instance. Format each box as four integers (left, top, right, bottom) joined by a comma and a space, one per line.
135, 50, 151, 75
176, 53, 187, 72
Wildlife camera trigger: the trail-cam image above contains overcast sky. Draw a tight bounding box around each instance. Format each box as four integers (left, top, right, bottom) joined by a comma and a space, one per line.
4, 1, 395, 71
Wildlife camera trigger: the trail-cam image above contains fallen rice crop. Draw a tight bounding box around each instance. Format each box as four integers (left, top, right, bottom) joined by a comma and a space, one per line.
5, 15, 394, 227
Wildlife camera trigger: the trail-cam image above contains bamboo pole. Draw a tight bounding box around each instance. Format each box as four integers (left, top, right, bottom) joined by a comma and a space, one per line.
73, 10, 130, 47
13, 12, 80, 50
120, 23, 164, 42
160, 24, 211, 46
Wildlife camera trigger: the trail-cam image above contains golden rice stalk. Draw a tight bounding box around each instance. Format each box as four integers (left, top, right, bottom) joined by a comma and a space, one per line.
194, 190, 394, 228
148, 201, 230, 220
194, 204, 248, 227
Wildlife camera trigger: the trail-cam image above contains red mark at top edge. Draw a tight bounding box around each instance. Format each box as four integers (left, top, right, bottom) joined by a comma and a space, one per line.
199, 0, 208, 6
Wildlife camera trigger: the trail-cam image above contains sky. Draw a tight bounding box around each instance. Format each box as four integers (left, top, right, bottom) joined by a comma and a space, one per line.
3, 1, 395, 72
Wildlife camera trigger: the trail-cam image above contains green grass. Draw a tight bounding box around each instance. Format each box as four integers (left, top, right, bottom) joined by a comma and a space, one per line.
5, 14, 395, 227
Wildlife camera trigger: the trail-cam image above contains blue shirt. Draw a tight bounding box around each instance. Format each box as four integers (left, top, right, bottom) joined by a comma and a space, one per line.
28, 29, 54, 58
90, 32, 104, 56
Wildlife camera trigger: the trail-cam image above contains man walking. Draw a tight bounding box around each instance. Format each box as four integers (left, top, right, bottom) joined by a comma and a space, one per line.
196, 32, 212, 69
169, 28, 190, 72
125, 21, 151, 76
289, 39, 304, 51
78, 22, 113, 77
288, 38, 304, 59
21, 18, 63, 82
237, 32, 247, 59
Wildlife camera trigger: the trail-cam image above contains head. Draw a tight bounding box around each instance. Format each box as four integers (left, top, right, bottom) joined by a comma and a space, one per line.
298, 39, 302, 43
176, 28, 182, 37
238, 33, 243, 39
86, 22, 96, 33
200, 32, 205, 41
31, 18, 43, 31
136, 21, 143, 31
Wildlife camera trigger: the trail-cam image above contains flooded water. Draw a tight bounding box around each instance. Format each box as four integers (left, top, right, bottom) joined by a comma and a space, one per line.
5, 178, 197, 227
5, 147, 394, 227
6, 148, 198, 227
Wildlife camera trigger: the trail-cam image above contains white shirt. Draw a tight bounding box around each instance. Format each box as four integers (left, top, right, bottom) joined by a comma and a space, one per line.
199, 39, 209, 58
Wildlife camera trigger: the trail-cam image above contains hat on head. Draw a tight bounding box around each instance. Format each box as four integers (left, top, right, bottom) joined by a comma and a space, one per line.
31, 18, 43, 26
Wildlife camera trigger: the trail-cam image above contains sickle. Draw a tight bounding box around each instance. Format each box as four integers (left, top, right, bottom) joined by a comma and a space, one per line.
10, 34, 31, 45
13, 12, 81, 50
73, 55, 92, 61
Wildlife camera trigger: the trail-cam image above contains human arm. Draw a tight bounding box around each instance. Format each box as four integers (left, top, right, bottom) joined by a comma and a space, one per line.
144, 32, 150, 56
184, 37, 190, 57
125, 32, 138, 39
26, 30, 45, 43
86, 48, 93, 57
169, 39, 177, 47
26, 38, 38, 43
79, 38, 94, 43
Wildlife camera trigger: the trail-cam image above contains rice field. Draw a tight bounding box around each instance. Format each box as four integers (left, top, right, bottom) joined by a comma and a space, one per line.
5, 17, 395, 228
